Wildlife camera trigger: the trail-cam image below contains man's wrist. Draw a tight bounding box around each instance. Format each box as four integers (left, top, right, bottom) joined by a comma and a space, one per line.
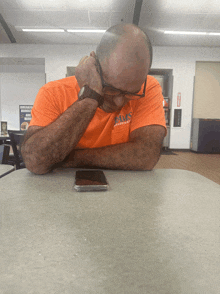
80, 97, 99, 108
78, 85, 104, 107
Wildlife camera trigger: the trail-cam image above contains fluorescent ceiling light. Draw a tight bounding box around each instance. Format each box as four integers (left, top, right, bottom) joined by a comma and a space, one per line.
164, 31, 220, 36
67, 29, 106, 33
164, 31, 207, 35
209, 32, 220, 36
22, 29, 65, 32
18, 0, 111, 11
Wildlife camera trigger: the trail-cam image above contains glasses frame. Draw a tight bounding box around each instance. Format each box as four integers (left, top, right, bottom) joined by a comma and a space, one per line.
95, 57, 147, 100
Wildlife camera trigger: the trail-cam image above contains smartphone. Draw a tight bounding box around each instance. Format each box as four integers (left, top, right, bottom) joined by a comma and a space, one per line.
74, 170, 109, 192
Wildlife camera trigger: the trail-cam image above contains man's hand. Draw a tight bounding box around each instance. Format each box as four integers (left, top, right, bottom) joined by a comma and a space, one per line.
75, 51, 103, 95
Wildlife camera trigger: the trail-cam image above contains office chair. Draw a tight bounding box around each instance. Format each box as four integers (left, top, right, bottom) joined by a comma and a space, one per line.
8, 131, 26, 170
0, 144, 10, 164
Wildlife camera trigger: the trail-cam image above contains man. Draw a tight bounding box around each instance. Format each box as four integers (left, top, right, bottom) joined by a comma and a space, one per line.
21, 23, 167, 175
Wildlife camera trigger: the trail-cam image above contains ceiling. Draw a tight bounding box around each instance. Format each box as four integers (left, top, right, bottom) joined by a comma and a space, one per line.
0, 0, 220, 47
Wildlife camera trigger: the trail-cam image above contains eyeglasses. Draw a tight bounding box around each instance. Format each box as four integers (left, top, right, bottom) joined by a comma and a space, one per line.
95, 57, 147, 100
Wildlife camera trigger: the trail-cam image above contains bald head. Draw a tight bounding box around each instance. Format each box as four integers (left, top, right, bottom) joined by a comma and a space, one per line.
96, 23, 153, 68
95, 24, 151, 93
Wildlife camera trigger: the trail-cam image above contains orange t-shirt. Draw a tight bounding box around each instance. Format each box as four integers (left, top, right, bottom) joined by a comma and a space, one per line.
29, 75, 167, 148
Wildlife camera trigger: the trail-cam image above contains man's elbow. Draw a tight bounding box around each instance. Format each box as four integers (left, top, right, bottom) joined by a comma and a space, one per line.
29, 166, 50, 175
22, 149, 50, 175
132, 161, 153, 171
138, 154, 161, 171
138, 164, 153, 171
24, 160, 50, 175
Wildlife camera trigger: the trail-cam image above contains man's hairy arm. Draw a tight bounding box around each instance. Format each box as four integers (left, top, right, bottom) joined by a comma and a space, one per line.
21, 98, 98, 175
63, 125, 166, 171
21, 52, 103, 175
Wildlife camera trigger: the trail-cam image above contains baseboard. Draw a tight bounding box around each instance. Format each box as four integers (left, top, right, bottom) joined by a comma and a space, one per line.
163, 148, 220, 154
162, 148, 191, 152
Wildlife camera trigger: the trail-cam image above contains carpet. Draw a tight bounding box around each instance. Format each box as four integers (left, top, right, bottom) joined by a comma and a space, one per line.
161, 150, 178, 155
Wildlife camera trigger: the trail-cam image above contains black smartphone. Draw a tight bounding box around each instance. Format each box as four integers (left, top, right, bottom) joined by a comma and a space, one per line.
74, 170, 109, 192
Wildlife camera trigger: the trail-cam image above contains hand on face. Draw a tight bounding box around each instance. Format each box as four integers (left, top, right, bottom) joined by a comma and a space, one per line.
75, 51, 103, 95
76, 52, 132, 113
100, 95, 129, 113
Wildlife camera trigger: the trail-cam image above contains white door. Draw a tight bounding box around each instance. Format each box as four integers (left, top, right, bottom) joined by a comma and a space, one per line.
193, 61, 220, 119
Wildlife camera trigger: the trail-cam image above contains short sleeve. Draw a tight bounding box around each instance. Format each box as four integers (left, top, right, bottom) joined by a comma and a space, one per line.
29, 77, 79, 127
130, 76, 167, 136
29, 87, 61, 127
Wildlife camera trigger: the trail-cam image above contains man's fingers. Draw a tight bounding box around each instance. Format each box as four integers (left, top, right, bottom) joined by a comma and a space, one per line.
76, 54, 102, 94
79, 56, 89, 65
78, 55, 97, 67
90, 51, 96, 58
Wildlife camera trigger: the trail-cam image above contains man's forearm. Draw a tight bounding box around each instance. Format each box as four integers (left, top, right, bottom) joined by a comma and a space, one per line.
63, 141, 161, 171
22, 98, 98, 174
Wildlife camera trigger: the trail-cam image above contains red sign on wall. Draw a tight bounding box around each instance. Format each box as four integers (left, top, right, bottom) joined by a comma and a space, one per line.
177, 92, 181, 107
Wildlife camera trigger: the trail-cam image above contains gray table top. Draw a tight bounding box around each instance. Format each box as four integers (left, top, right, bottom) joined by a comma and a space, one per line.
0, 168, 220, 294
0, 164, 15, 178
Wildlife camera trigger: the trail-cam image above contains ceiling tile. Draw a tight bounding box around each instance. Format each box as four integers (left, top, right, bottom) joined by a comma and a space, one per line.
0, 0, 220, 46
110, 0, 135, 12
6, 10, 90, 28
0, 0, 20, 10
14, 31, 103, 44
110, 11, 133, 26
16, 0, 67, 11
157, 0, 220, 14
65, 0, 114, 11
89, 11, 111, 28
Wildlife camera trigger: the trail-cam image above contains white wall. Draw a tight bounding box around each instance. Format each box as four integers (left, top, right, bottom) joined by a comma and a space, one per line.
0, 44, 95, 83
0, 77, 1, 122
153, 47, 220, 149
0, 72, 45, 130
0, 44, 220, 148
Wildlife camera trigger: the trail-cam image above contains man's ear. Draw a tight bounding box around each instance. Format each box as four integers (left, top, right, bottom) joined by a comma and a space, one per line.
90, 51, 96, 58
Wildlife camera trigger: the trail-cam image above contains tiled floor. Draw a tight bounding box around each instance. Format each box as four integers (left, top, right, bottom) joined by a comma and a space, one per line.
155, 150, 220, 185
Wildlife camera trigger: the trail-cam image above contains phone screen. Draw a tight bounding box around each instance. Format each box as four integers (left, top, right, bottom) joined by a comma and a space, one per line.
74, 170, 108, 192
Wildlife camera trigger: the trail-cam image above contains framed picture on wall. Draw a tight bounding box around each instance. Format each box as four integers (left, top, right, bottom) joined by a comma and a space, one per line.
1, 121, 7, 135
19, 105, 33, 131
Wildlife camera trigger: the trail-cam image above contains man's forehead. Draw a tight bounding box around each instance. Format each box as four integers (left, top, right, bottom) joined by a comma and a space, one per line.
102, 62, 148, 93
100, 37, 150, 89
104, 50, 149, 79
107, 39, 150, 66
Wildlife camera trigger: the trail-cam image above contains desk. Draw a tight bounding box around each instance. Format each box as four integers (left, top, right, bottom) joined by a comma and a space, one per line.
0, 169, 220, 293
0, 134, 9, 139
0, 134, 10, 145
0, 164, 15, 178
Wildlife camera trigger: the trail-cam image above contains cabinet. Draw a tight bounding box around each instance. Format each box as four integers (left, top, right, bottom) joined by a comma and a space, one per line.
191, 119, 220, 153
